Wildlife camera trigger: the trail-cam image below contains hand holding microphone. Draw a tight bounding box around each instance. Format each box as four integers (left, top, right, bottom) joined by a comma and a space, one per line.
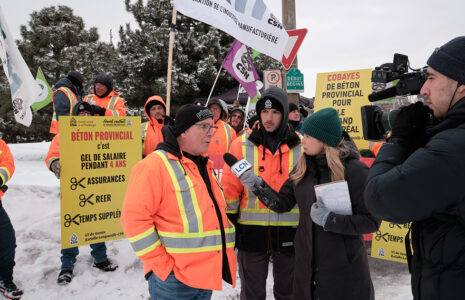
223, 153, 262, 191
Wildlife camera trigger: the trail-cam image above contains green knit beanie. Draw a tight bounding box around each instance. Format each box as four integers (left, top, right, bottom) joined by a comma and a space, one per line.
301, 107, 342, 146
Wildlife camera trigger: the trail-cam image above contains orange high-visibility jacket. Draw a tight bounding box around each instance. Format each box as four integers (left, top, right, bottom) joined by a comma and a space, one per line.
121, 150, 237, 290
0, 139, 14, 200
222, 132, 302, 226
84, 90, 126, 116
369, 141, 384, 157
207, 120, 236, 155
141, 96, 166, 157
49, 87, 79, 134
45, 135, 60, 170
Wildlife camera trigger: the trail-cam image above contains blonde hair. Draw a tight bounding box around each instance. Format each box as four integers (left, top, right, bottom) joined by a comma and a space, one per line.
290, 139, 350, 185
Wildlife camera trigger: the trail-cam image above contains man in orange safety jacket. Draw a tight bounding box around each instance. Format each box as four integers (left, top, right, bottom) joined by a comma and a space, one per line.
222, 87, 302, 300
84, 73, 126, 116
141, 96, 174, 158
121, 104, 236, 300
206, 99, 236, 182
0, 139, 24, 299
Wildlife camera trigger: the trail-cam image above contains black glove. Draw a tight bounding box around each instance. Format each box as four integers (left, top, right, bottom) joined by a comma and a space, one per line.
163, 115, 175, 126
390, 102, 432, 150
92, 105, 107, 116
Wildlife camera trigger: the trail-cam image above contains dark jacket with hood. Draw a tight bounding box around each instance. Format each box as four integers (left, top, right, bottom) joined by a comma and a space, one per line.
365, 97, 465, 300
53, 78, 85, 118
259, 135, 379, 300
224, 87, 302, 254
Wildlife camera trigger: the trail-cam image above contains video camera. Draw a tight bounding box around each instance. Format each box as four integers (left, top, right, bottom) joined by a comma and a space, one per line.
361, 54, 428, 141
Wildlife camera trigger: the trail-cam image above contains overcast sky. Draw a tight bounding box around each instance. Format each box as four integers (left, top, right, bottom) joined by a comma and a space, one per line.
2, 0, 465, 98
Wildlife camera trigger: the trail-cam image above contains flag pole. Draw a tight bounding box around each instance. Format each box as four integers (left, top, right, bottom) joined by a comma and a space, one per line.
206, 66, 222, 107
166, 6, 177, 116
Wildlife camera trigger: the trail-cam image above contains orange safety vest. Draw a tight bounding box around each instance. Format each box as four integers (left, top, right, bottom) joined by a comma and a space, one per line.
141, 96, 166, 157
0, 139, 14, 200
222, 132, 301, 226
84, 91, 126, 116
49, 87, 79, 134
207, 120, 236, 155
121, 150, 237, 290
45, 135, 60, 170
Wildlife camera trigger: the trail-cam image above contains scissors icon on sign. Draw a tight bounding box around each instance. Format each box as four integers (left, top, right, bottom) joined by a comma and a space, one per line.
64, 214, 80, 227
70, 177, 86, 190
388, 223, 402, 229
79, 194, 94, 207
375, 231, 389, 242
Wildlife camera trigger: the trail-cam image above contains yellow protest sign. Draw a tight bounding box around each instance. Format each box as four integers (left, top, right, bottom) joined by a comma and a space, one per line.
314, 69, 372, 149
59, 116, 141, 249
371, 221, 411, 263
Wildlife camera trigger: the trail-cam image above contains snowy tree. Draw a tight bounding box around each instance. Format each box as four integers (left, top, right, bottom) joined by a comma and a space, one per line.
17, 5, 121, 91
117, 0, 280, 111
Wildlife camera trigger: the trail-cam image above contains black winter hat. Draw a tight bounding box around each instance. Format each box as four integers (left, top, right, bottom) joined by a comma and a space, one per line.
67, 71, 84, 87
72, 102, 94, 116
174, 104, 213, 137
289, 102, 299, 112
256, 87, 287, 116
427, 36, 465, 85
94, 73, 114, 91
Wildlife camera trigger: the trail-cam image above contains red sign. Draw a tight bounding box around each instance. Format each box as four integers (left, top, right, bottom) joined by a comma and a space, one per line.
281, 28, 308, 70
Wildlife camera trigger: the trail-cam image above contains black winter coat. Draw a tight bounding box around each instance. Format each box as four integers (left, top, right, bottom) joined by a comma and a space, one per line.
269, 140, 379, 300
365, 97, 465, 300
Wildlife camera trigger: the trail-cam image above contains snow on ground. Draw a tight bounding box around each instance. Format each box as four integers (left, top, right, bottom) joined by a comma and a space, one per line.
2, 142, 412, 299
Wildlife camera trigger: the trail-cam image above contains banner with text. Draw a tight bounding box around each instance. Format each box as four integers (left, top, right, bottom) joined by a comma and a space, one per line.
314, 69, 372, 150
59, 116, 141, 249
173, 0, 289, 61
371, 221, 410, 264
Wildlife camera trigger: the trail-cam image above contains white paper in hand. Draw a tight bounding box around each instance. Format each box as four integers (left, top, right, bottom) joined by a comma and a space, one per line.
314, 180, 352, 215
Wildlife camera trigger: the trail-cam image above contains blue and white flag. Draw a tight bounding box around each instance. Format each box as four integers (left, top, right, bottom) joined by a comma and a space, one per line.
173, 0, 289, 61
0, 5, 40, 126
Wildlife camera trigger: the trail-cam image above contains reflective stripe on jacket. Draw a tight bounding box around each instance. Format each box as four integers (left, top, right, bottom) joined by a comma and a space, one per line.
50, 87, 78, 134
84, 90, 126, 116
222, 132, 301, 226
207, 120, 236, 155
121, 149, 237, 290
0, 139, 14, 199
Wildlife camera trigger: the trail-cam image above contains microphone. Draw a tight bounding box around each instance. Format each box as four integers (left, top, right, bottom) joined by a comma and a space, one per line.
368, 86, 397, 102
223, 153, 260, 190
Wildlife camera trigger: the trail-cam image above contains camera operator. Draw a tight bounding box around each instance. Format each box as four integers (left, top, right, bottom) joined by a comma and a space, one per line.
364, 36, 465, 300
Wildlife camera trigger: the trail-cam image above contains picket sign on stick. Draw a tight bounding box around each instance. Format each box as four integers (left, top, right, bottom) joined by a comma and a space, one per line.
205, 66, 223, 107
165, 6, 177, 116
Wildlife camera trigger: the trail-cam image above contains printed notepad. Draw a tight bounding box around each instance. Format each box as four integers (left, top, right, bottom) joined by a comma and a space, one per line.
314, 180, 352, 215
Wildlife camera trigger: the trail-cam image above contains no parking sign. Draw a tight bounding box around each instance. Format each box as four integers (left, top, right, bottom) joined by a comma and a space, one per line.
264, 70, 282, 89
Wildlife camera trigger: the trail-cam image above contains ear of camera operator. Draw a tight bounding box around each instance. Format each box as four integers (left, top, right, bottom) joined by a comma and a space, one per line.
364, 37, 465, 300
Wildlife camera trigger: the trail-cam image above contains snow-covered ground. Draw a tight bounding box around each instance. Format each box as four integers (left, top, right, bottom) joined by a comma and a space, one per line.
2, 142, 412, 299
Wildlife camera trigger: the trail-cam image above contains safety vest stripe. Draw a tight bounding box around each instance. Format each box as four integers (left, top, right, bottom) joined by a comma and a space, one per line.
129, 227, 161, 254
159, 230, 235, 252
156, 151, 200, 233
47, 157, 59, 170
288, 145, 302, 173
136, 240, 161, 257
223, 121, 232, 151
240, 132, 299, 225
141, 123, 148, 139
107, 96, 119, 116
52, 87, 79, 121
0, 166, 10, 183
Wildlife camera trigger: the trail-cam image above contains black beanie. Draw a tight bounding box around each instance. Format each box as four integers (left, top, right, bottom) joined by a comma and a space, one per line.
256, 98, 284, 115
94, 73, 114, 91
174, 104, 213, 137
289, 102, 299, 112
427, 36, 465, 85
67, 71, 84, 87
72, 102, 94, 116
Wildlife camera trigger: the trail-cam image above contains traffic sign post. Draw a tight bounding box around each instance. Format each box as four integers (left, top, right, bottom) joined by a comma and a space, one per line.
286, 68, 304, 93
264, 70, 282, 89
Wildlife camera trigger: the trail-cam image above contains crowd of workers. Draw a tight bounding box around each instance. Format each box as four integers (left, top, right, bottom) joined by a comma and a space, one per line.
0, 36, 465, 300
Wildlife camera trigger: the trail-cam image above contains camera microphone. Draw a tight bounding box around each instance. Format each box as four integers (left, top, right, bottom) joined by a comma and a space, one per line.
368, 86, 397, 102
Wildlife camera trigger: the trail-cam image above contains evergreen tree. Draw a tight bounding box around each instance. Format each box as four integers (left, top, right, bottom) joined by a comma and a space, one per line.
117, 0, 280, 113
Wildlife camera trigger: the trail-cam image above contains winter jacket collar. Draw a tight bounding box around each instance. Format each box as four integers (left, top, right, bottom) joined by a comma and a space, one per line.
157, 126, 183, 159
248, 124, 301, 150
427, 96, 465, 135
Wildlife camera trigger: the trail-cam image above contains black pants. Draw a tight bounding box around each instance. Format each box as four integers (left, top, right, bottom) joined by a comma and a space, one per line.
0, 206, 16, 283
238, 250, 294, 300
